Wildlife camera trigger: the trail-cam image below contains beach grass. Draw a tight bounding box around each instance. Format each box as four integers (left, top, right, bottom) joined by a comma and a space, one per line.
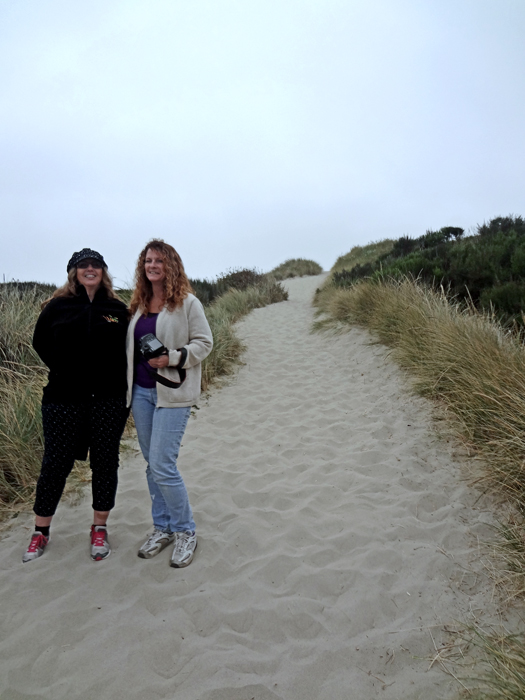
0, 368, 46, 508
0, 285, 52, 512
0, 284, 50, 369
267, 258, 323, 280
460, 625, 525, 699
314, 239, 394, 312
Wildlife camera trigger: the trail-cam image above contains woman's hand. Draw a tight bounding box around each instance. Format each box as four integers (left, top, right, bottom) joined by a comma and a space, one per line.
148, 354, 170, 369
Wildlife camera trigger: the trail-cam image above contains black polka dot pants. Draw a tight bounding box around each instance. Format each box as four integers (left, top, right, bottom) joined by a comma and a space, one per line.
33, 398, 129, 517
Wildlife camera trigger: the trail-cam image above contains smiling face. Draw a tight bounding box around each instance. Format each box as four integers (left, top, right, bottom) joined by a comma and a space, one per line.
76, 259, 103, 294
144, 248, 167, 286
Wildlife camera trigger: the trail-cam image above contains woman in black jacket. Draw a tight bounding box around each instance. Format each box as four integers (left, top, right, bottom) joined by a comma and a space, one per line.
23, 248, 129, 563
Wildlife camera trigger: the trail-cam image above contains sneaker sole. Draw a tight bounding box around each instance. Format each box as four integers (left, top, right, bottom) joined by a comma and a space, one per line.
170, 540, 198, 568
91, 549, 111, 561
22, 554, 45, 563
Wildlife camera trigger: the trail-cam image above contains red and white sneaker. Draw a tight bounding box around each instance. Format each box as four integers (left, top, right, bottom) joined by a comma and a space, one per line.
22, 532, 49, 563
90, 525, 111, 561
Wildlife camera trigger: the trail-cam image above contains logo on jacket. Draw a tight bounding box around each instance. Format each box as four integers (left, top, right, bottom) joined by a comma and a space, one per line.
103, 315, 119, 323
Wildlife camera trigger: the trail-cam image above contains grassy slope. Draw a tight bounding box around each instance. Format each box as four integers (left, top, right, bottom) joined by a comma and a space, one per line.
330, 240, 395, 273
314, 240, 394, 316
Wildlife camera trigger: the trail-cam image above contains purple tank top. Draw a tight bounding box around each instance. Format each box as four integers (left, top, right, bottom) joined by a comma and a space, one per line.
134, 313, 159, 388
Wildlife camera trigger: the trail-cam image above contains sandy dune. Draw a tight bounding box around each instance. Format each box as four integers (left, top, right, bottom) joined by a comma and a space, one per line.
0, 275, 504, 699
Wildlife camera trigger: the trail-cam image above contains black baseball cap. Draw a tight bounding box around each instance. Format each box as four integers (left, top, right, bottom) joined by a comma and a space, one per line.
67, 248, 107, 273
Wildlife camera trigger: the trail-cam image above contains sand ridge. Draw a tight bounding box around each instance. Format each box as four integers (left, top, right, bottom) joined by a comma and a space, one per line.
0, 275, 502, 699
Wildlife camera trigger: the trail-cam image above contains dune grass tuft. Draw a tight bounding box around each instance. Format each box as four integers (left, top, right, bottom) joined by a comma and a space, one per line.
268, 258, 323, 280
460, 625, 525, 700
0, 285, 51, 513
0, 369, 46, 507
484, 519, 525, 602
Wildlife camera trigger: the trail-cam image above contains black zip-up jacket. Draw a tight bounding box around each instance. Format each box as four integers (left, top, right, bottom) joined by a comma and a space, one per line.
32, 286, 129, 403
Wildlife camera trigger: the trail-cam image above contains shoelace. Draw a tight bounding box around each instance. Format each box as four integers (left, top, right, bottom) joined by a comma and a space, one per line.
174, 533, 191, 553
27, 534, 47, 552
92, 530, 106, 547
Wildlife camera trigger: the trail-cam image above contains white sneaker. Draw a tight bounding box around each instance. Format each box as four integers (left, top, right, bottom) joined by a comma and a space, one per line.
138, 529, 175, 559
170, 531, 197, 568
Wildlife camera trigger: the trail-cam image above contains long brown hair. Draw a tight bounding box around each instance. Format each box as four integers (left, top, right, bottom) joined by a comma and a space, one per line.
42, 268, 121, 308
129, 239, 194, 315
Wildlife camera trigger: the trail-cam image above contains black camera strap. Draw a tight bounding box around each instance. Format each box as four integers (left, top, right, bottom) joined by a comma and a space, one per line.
146, 348, 188, 389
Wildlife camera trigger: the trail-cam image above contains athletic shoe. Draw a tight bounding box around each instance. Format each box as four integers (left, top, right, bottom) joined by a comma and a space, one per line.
170, 530, 197, 568
22, 532, 49, 563
137, 529, 175, 559
90, 525, 111, 561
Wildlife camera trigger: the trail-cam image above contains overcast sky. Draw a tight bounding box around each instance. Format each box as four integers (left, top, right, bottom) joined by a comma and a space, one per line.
1, 0, 524, 286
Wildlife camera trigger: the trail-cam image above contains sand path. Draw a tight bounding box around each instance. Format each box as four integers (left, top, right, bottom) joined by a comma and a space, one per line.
0, 275, 501, 699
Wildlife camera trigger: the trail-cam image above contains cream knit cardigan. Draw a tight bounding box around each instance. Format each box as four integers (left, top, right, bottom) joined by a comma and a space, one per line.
126, 294, 213, 408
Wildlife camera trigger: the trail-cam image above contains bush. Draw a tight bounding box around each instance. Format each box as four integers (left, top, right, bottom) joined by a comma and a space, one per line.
480, 282, 525, 318
478, 215, 525, 238
190, 268, 266, 306
189, 278, 221, 306
216, 268, 265, 291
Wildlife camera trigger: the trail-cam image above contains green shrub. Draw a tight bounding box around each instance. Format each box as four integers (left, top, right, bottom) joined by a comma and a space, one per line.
216, 268, 265, 291
189, 278, 220, 306
480, 282, 525, 318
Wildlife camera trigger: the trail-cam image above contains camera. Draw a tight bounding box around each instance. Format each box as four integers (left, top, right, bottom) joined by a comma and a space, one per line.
139, 333, 168, 360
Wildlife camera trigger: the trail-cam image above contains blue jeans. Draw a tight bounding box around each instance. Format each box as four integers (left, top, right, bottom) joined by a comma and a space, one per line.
131, 385, 195, 533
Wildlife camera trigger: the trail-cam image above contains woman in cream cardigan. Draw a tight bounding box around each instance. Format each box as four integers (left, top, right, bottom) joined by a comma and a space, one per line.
127, 240, 212, 568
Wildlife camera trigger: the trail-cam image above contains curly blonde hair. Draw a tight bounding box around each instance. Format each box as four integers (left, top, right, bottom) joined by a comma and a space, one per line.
129, 239, 194, 315
42, 267, 121, 308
